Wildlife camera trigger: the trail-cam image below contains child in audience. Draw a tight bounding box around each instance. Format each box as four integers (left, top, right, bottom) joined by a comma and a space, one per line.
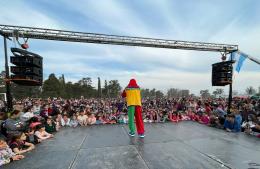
25, 128, 40, 144
181, 111, 190, 121
151, 110, 158, 122
87, 113, 96, 125
9, 133, 35, 155
34, 125, 54, 141
123, 114, 128, 124
108, 113, 117, 124
69, 114, 79, 127
77, 111, 88, 126
224, 114, 241, 132
28, 116, 41, 129
169, 111, 180, 123
101, 113, 112, 124
198, 112, 210, 125
61, 114, 71, 127
0, 137, 24, 166
45, 117, 56, 133
20, 107, 34, 122
95, 113, 103, 125
54, 113, 62, 131
5, 110, 24, 138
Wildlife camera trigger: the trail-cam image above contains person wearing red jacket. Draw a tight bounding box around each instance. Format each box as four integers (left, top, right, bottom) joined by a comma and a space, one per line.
122, 79, 145, 138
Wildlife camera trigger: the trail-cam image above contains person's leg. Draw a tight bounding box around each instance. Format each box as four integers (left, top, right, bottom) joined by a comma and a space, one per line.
128, 106, 135, 134
135, 106, 145, 135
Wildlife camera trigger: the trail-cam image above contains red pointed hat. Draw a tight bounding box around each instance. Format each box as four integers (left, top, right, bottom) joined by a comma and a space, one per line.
127, 78, 139, 88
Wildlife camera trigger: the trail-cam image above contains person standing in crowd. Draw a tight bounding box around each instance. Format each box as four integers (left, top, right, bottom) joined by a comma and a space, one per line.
122, 79, 145, 138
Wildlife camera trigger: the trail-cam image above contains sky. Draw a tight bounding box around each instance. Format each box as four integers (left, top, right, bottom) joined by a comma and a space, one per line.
0, 0, 260, 95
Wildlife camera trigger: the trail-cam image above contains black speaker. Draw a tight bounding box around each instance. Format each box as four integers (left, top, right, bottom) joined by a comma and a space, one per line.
212, 61, 234, 86
10, 48, 43, 86
10, 55, 42, 67
11, 66, 42, 76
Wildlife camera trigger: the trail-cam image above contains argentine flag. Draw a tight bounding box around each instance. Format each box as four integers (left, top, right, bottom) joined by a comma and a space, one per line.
230, 51, 247, 73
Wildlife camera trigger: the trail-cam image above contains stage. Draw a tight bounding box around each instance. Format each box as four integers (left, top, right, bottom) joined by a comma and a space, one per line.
3, 121, 260, 169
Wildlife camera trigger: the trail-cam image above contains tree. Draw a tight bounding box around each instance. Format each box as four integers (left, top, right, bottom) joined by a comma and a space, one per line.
65, 81, 75, 98
98, 77, 101, 98
167, 88, 189, 98
141, 88, 150, 98
200, 90, 210, 98
11, 84, 41, 99
58, 74, 66, 98
141, 88, 164, 98
167, 88, 178, 98
78, 77, 92, 87
150, 88, 156, 98
155, 90, 164, 98
77, 77, 97, 98
102, 80, 109, 98
246, 86, 256, 96
212, 88, 224, 98
0, 71, 41, 99
212, 90, 218, 98
42, 73, 62, 98
107, 80, 121, 98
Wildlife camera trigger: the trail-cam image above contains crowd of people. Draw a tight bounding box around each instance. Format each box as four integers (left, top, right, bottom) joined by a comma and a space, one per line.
0, 96, 259, 166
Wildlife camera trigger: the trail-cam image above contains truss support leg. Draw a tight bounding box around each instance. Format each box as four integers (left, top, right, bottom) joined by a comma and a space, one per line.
227, 52, 233, 114
3, 36, 13, 112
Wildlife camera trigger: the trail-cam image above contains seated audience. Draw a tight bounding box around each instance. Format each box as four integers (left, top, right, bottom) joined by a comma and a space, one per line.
69, 114, 79, 127
0, 136, 24, 166
45, 117, 56, 133
61, 114, 71, 127
87, 113, 96, 125
34, 125, 53, 141
77, 111, 88, 126
9, 133, 35, 154
25, 127, 41, 144
5, 110, 24, 138
224, 114, 241, 132
20, 107, 34, 122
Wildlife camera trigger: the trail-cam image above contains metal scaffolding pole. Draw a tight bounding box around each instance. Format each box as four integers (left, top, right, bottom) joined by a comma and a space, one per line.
0, 24, 242, 111
0, 24, 238, 52
3, 36, 12, 111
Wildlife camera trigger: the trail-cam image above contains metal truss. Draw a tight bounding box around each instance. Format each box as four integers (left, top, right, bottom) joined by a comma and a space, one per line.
0, 24, 238, 52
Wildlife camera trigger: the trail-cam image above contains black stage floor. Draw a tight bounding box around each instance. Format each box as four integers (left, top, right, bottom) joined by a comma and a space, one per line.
4, 121, 260, 169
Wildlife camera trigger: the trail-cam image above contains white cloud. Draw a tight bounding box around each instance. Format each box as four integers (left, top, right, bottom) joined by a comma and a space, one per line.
0, 0, 259, 95
0, 1, 61, 29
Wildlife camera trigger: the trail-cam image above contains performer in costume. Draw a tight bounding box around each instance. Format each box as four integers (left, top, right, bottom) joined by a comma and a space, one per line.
122, 79, 145, 138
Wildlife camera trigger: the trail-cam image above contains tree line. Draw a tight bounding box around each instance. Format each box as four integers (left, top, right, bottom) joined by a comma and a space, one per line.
0, 71, 259, 99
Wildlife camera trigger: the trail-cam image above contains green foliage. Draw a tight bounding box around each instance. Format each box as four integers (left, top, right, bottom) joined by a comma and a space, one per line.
107, 80, 121, 98
102, 80, 108, 98
167, 88, 189, 98
212, 88, 224, 98
42, 73, 62, 98
141, 88, 164, 98
11, 84, 41, 99
245, 86, 257, 96
200, 89, 210, 98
